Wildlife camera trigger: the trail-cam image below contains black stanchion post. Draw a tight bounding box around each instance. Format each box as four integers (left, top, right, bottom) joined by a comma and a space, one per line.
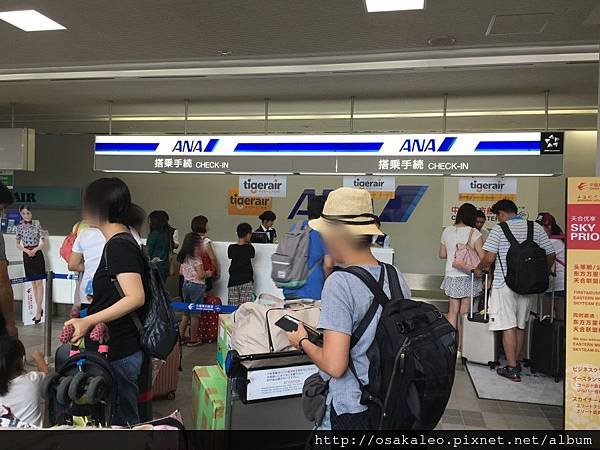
43, 271, 54, 361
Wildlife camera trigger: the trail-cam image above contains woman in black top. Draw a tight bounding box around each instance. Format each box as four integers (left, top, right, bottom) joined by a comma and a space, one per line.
65, 178, 147, 426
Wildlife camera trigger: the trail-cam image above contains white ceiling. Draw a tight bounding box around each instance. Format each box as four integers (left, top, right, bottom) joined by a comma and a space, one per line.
0, 0, 598, 133
0, 0, 598, 68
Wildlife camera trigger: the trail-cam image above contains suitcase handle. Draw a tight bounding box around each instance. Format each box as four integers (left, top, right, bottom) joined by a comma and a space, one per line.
470, 270, 489, 321
537, 273, 557, 324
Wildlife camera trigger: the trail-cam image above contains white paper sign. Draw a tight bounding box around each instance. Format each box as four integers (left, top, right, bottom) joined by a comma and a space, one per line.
343, 176, 396, 199
246, 364, 318, 401
21, 280, 46, 326
238, 175, 287, 198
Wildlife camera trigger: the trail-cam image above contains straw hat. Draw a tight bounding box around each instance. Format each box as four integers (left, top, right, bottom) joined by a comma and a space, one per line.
309, 187, 383, 236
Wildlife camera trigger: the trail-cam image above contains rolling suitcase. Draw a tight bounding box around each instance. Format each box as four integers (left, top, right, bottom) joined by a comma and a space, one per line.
199, 295, 221, 343
152, 340, 182, 399
529, 284, 565, 382
461, 272, 498, 367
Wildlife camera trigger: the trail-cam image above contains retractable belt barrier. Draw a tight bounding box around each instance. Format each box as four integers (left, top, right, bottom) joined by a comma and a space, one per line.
9, 271, 80, 360
170, 301, 237, 314
9, 272, 79, 285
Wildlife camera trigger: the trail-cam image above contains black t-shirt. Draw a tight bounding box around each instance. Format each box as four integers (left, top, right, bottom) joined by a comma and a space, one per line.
87, 233, 148, 361
227, 243, 255, 287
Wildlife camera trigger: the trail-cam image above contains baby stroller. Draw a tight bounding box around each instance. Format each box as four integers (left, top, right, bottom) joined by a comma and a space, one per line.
42, 324, 117, 427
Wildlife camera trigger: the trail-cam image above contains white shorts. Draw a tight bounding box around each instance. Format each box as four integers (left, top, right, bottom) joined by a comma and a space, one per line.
488, 284, 534, 331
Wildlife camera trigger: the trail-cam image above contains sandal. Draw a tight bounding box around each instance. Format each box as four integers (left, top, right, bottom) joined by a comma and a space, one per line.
179, 335, 189, 345
187, 340, 203, 347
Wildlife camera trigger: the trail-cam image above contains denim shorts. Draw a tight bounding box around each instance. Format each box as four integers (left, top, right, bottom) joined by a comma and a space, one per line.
182, 280, 206, 305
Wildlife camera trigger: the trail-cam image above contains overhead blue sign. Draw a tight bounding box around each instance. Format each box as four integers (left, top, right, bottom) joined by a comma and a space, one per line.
95, 133, 545, 157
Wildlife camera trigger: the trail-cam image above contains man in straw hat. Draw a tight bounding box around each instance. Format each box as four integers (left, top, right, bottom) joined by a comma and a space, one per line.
287, 187, 411, 430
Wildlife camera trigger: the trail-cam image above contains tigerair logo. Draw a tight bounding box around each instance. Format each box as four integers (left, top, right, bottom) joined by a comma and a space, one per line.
470, 180, 505, 193
243, 178, 283, 195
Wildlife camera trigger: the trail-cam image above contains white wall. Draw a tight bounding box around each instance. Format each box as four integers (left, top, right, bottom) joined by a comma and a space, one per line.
12, 131, 598, 278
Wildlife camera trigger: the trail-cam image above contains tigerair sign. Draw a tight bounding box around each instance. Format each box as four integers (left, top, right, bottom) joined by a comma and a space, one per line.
238, 175, 287, 198
458, 177, 517, 202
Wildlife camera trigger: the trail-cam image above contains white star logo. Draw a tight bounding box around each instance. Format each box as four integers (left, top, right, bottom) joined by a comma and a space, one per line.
544, 134, 560, 149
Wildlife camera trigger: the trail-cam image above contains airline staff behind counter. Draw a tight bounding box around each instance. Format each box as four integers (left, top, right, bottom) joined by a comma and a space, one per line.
254, 210, 277, 244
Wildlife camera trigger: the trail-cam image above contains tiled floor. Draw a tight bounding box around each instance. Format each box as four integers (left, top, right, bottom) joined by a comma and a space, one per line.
18, 316, 564, 430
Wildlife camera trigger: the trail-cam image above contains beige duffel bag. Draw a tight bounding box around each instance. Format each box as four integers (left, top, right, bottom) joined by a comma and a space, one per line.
230, 298, 321, 355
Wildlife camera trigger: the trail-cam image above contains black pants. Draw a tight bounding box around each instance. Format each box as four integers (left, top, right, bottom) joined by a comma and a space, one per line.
0, 311, 6, 336
330, 405, 370, 430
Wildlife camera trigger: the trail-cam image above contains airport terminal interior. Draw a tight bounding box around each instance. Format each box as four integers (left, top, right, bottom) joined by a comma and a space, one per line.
0, 0, 599, 435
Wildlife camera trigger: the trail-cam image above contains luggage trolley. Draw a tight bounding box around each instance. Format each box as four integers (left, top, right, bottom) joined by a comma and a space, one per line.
171, 300, 317, 431
224, 349, 316, 430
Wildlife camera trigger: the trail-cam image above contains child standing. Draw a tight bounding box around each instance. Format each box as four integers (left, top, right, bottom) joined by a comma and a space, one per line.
227, 223, 255, 306
0, 336, 48, 427
177, 233, 211, 346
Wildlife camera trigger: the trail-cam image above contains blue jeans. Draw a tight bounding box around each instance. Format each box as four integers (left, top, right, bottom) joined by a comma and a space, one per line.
182, 280, 206, 314
110, 350, 143, 426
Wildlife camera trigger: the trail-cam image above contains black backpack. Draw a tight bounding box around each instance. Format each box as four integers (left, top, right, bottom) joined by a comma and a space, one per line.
499, 221, 549, 295
337, 263, 457, 430
105, 233, 179, 360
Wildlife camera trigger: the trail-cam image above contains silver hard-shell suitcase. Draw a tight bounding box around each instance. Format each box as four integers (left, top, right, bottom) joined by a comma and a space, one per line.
461, 272, 498, 367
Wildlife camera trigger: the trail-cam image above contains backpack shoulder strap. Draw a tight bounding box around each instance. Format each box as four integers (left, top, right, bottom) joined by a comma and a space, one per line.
384, 263, 405, 301
499, 222, 518, 246
526, 220, 534, 242
333, 264, 387, 349
103, 233, 145, 334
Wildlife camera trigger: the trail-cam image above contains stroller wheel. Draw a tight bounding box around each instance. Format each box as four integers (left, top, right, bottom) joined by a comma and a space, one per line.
40, 372, 61, 400
68, 372, 89, 402
56, 376, 73, 405
85, 376, 106, 404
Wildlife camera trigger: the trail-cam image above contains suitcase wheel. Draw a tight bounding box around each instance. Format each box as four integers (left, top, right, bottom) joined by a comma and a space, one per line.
554, 376, 560, 383
487, 361, 497, 370
521, 359, 531, 368
167, 391, 176, 400
530, 368, 537, 374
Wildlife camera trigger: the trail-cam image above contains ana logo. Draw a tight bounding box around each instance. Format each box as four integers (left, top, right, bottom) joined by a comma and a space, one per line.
398, 136, 456, 153
400, 139, 437, 152
172, 138, 219, 153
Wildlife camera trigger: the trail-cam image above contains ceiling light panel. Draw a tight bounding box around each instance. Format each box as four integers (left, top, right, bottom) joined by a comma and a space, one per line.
0, 10, 65, 32
364, 0, 425, 13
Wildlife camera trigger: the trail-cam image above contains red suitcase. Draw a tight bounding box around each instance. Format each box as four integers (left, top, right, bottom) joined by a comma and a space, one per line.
152, 340, 182, 400
199, 295, 221, 343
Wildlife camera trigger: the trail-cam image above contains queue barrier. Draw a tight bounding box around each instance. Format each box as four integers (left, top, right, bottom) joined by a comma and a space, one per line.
170, 302, 237, 314
9, 271, 79, 361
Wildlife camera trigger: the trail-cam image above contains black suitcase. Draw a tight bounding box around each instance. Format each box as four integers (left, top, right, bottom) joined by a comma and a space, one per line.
529, 285, 565, 382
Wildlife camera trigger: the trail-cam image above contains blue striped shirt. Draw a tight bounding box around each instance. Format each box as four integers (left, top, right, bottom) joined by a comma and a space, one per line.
483, 217, 555, 289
